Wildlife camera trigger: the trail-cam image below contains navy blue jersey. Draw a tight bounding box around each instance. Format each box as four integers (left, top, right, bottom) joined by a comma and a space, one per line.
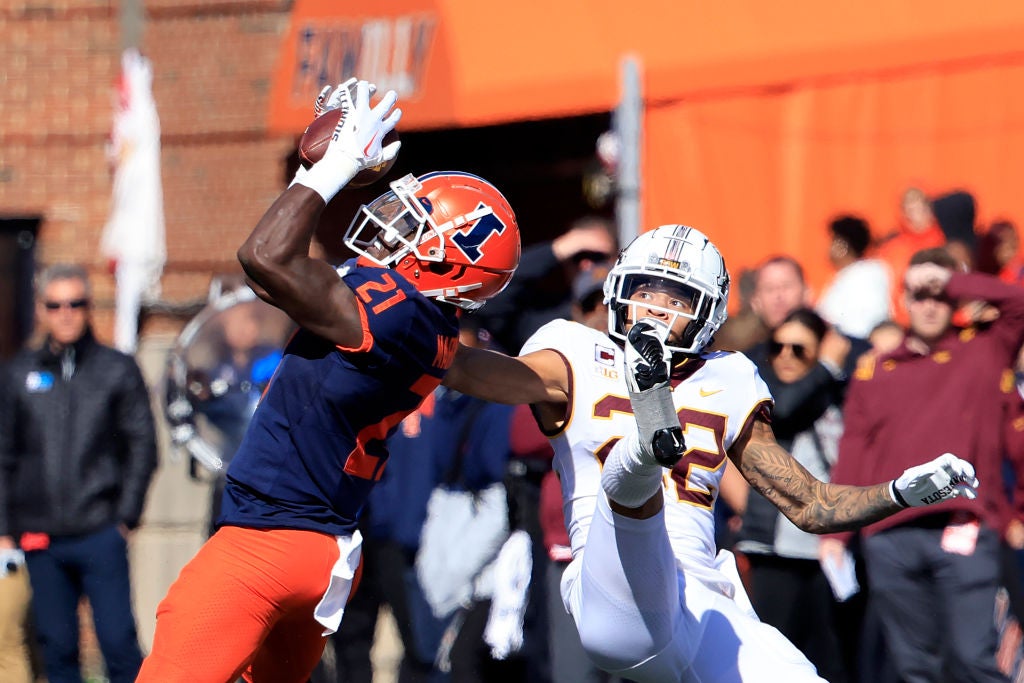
219, 262, 460, 536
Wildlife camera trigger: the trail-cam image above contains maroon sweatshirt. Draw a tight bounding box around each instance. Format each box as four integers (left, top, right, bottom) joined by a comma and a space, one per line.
828, 272, 1024, 542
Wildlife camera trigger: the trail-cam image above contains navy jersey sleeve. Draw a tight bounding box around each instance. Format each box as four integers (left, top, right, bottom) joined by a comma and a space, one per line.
338, 263, 458, 378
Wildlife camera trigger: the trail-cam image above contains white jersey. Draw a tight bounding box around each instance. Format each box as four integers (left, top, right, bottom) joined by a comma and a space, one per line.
521, 319, 772, 573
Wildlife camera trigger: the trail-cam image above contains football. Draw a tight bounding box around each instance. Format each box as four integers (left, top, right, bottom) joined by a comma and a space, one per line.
297, 107, 399, 189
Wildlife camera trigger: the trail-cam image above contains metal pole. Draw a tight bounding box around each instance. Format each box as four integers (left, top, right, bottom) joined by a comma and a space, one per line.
121, 0, 143, 50
615, 56, 643, 247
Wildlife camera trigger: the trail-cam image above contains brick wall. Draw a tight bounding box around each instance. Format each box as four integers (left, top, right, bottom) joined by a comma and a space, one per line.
0, 0, 297, 342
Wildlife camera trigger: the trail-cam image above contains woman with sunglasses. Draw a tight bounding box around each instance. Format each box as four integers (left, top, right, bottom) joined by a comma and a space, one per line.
736, 307, 857, 683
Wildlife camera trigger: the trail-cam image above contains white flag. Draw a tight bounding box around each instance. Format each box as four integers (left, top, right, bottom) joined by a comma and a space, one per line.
100, 48, 166, 353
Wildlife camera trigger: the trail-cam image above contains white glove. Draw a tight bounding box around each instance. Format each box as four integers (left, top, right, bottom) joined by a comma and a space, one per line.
293, 78, 402, 203
889, 453, 979, 508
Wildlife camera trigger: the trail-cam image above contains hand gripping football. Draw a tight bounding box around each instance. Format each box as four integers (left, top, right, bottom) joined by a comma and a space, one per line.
298, 107, 399, 189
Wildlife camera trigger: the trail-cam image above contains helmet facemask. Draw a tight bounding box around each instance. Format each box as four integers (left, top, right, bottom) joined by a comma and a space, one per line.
605, 225, 730, 355
610, 274, 716, 354
344, 174, 442, 266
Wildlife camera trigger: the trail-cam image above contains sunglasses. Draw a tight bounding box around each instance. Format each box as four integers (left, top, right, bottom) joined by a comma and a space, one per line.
767, 340, 808, 360
909, 290, 951, 304
44, 298, 89, 311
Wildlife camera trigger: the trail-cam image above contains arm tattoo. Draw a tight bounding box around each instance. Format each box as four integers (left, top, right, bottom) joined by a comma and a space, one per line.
735, 420, 900, 534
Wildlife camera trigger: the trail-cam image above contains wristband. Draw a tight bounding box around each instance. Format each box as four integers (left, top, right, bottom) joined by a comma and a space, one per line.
293, 155, 361, 204
288, 165, 310, 189
889, 480, 910, 508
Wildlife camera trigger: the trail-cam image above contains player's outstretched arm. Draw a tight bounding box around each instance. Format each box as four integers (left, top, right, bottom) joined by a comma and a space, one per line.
730, 418, 979, 534
443, 345, 569, 407
238, 79, 401, 347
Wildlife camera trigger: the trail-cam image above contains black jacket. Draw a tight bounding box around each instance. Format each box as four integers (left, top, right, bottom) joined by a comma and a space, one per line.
738, 360, 845, 552
475, 242, 573, 354
0, 329, 157, 538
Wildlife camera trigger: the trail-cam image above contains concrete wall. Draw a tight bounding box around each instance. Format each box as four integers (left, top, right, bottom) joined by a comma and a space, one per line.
132, 333, 211, 651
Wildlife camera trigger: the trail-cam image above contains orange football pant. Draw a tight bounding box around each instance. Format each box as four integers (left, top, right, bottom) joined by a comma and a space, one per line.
136, 525, 359, 683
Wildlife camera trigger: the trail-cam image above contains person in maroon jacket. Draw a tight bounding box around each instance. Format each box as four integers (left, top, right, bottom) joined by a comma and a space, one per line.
823, 246, 1024, 683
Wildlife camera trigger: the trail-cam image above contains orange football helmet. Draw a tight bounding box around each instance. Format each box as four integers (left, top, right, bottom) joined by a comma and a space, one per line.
344, 171, 521, 310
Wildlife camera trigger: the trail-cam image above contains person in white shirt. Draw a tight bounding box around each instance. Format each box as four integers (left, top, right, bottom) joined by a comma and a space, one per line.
817, 215, 892, 340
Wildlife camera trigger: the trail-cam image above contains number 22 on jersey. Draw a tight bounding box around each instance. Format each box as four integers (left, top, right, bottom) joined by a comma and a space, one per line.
593, 396, 728, 509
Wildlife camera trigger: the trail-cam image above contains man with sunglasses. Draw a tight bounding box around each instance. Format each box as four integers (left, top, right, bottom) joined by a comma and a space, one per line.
0, 263, 157, 683
823, 246, 1024, 683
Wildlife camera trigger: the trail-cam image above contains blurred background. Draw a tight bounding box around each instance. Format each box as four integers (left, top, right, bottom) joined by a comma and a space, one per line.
3, 0, 1024, 680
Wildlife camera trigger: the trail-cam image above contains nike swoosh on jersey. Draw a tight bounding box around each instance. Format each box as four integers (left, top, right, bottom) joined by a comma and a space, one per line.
699, 388, 723, 397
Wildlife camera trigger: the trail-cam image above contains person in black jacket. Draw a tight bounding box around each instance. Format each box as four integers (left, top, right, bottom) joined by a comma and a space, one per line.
735, 308, 856, 683
0, 263, 157, 683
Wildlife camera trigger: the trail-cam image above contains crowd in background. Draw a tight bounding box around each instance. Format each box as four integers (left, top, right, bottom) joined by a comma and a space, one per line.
308, 184, 1024, 683
4, 183, 1024, 682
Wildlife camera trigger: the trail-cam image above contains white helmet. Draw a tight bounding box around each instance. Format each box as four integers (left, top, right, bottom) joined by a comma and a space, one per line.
604, 225, 730, 355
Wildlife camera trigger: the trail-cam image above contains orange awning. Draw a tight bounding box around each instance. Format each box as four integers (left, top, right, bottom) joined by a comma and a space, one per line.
268, 0, 1024, 134
269, 1, 1024, 303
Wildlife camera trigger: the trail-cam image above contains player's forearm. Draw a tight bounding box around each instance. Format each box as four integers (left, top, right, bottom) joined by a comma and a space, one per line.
238, 185, 324, 295
736, 423, 901, 534
444, 346, 553, 405
789, 480, 901, 534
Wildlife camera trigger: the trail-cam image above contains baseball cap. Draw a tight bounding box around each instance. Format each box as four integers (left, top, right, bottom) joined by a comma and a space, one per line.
573, 262, 612, 305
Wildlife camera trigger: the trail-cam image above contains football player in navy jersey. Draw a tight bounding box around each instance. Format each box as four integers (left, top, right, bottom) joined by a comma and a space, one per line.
138, 79, 520, 683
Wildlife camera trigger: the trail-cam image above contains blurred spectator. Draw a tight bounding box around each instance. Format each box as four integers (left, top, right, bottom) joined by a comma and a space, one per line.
165, 289, 286, 537
376, 316, 521, 683
736, 308, 855, 683
0, 539, 32, 682
710, 267, 761, 352
201, 304, 282, 531
0, 263, 157, 683
744, 255, 870, 377
720, 255, 849, 550
825, 248, 1024, 683
817, 215, 892, 340
478, 216, 615, 353
746, 255, 813, 350
571, 261, 613, 333
977, 220, 1024, 286
933, 190, 979, 254
421, 393, 519, 679
946, 239, 976, 273
0, 360, 34, 683
712, 255, 806, 358
876, 187, 947, 325
866, 320, 905, 356
998, 347, 1024, 676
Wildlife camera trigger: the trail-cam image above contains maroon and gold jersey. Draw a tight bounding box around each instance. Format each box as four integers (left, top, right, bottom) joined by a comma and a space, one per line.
521, 319, 771, 571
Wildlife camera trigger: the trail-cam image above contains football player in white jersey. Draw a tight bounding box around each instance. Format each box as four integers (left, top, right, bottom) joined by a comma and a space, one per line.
443, 224, 979, 682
